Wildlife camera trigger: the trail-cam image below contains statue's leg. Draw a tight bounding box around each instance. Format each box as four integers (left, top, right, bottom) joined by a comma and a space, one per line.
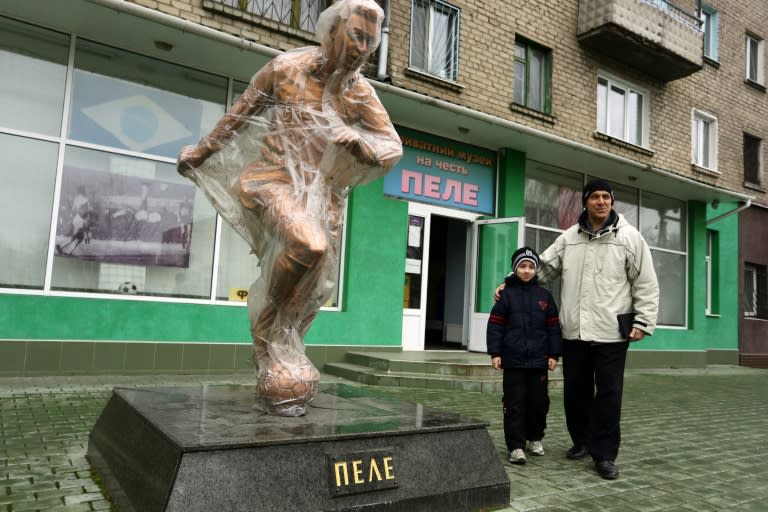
238, 164, 330, 416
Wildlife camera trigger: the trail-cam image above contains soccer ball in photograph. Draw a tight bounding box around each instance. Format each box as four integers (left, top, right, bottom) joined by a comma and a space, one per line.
118, 281, 138, 294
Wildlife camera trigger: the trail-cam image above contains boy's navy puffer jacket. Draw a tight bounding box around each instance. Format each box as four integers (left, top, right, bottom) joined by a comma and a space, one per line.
486, 274, 562, 369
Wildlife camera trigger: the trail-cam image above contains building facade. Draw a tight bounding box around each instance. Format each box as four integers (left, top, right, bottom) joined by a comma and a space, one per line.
0, 0, 765, 374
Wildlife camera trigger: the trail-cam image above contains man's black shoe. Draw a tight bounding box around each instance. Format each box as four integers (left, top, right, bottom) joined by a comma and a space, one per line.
595, 460, 619, 480
565, 445, 588, 459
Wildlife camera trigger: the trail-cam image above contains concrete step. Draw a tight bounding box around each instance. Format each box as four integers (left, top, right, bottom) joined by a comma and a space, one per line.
324, 362, 505, 393
344, 351, 500, 377
324, 357, 563, 393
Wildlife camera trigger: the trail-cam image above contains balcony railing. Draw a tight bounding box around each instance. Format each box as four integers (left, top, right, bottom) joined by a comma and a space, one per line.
577, 0, 704, 82
211, 0, 329, 33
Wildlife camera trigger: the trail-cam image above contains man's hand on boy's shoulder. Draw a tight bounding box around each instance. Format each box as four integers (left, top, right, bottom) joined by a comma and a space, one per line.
494, 283, 505, 302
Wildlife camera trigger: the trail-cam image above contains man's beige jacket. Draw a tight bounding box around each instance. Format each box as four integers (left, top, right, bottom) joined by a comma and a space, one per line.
538, 212, 660, 342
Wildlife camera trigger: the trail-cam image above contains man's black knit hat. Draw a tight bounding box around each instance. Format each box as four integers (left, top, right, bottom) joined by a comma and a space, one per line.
582, 179, 615, 206
511, 246, 539, 272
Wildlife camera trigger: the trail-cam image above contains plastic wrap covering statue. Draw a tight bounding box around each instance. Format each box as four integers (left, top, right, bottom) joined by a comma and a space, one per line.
177, 0, 403, 416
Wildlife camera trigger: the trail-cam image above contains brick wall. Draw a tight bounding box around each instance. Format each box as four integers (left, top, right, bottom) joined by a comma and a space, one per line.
124, 0, 768, 206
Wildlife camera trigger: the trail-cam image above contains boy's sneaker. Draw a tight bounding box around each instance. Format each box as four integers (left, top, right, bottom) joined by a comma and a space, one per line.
509, 449, 527, 465
527, 440, 545, 456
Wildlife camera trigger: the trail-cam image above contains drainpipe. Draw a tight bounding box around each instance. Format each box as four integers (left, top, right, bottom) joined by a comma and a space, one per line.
84, 0, 280, 57
706, 199, 752, 225
377, 0, 391, 81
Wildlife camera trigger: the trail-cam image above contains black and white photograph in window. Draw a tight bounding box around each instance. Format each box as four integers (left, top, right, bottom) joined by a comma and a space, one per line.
55, 167, 196, 268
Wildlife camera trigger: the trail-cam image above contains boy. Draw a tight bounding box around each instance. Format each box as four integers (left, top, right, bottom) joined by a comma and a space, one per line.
487, 247, 562, 464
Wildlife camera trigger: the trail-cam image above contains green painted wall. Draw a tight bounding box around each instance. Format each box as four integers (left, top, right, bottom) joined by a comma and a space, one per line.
0, 179, 408, 347
630, 200, 739, 353
497, 149, 526, 218
305, 179, 407, 346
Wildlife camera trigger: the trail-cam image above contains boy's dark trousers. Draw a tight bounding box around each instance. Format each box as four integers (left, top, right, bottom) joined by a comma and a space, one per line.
561, 339, 629, 462
502, 367, 550, 451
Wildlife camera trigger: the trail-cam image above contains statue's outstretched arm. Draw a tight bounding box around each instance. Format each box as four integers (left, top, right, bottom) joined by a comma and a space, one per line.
177, 62, 275, 174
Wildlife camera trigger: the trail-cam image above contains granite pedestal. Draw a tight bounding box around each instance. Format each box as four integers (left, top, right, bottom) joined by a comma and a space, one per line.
87, 383, 509, 512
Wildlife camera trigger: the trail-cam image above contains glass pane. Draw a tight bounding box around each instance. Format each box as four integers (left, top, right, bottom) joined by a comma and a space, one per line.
513, 60, 525, 105
216, 222, 262, 301
410, 0, 427, 70
299, 0, 327, 32
701, 120, 711, 167
405, 215, 425, 309
628, 91, 642, 145
525, 163, 582, 230
747, 37, 759, 80
608, 85, 626, 139
429, 7, 452, 78
0, 133, 58, 288
476, 222, 518, 313
524, 226, 561, 307
596, 78, 607, 133
70, 40, 227, 158
640, 191, 685, 251
251, 0, 292, 24
654, 250, 685, 326
744, 266, 757, 315
0, 17, 69, 136
514, 43, 526, 60
702, 12, 712, 57
51, 146, 217, 298
693, 117, 703, 165
529, 48, 543, 110
743, 134, 761, 184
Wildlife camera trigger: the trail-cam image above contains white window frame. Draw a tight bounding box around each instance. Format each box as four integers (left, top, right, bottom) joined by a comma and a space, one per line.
596, 73, 649, 148
692, 109, 718, 171
409, 0, 460, 82
746, 33, 764, 84
700, 5, 718, 61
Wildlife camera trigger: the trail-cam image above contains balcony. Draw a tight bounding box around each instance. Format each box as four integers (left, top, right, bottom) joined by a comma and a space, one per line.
577, 0, 704, 82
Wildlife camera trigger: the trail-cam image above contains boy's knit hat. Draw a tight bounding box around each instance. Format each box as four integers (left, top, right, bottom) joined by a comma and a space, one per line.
511, 246, 539, 272
582, 179, 615, 206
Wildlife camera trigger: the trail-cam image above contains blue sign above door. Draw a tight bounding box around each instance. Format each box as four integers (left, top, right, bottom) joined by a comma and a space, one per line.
383, 126, 497, 215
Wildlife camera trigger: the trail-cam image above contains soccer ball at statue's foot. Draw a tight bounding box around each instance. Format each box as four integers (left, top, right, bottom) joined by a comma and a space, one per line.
258, 360, 319, 417
118, 281, 138, 294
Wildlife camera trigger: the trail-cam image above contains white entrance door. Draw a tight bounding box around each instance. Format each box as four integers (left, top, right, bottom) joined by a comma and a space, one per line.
466, 217, 525, 352
402, 203, 479, 351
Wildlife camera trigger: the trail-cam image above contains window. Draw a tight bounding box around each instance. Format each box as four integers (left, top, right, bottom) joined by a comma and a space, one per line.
513, 38, 551, 114
746, 34, 764, 84
410, 0, 460, 81
744, 133, 763, 185
215, 0, 329, 32
692, 110, 718, 171
640, 191, 686, 327
744, 263, 767, 319
596, 75, 647, 147
700, 5, 719, 61
706, 230, 719, 315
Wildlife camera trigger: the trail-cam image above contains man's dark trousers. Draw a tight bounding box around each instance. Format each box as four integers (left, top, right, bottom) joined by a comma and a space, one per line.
562, 340, 629, 462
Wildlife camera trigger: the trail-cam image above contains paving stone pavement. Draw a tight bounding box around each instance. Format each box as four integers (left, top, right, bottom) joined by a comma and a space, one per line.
0, 366, 766, 511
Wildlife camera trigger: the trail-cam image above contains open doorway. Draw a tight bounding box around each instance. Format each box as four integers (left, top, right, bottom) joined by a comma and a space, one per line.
425, 215, 469, 350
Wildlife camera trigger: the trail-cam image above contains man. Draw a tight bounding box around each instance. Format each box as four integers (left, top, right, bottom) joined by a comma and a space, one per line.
177, 0, 403, 416
496, 179, 659, 479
